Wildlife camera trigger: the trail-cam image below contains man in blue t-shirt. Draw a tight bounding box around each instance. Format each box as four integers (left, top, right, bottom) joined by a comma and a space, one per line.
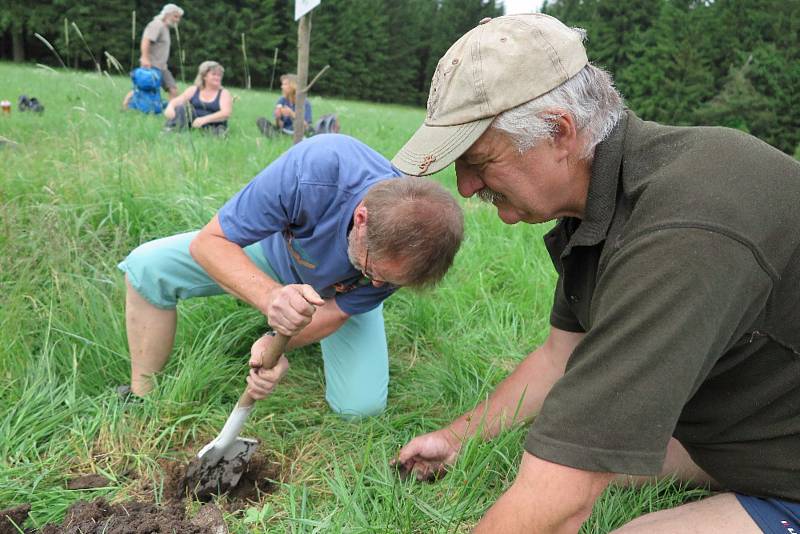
118, 134, 463, 417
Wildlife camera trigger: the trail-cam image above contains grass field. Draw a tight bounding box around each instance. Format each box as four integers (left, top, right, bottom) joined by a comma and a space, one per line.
0, 62, 706, 532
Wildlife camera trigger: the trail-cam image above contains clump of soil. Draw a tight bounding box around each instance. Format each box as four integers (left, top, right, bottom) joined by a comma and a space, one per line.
1, 504, 31, 534
66, 475, 111, 490
161, 452, 279, 509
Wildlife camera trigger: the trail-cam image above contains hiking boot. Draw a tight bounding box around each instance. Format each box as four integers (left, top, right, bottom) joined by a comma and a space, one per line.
256, 117, 277, 138
27, 97, 44, 113
116, 384, 143, 404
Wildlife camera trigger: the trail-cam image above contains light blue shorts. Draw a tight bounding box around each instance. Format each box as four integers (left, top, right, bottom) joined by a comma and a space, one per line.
119, 231, 388, 417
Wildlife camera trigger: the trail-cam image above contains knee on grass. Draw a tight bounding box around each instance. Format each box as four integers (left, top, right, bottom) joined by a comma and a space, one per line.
327, 393, 387, 420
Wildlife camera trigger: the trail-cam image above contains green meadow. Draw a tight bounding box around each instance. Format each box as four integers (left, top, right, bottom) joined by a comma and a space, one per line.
0, 62, 705, 532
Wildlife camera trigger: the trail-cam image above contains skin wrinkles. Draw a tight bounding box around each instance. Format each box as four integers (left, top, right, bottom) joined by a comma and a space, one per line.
455, 118, 591, 225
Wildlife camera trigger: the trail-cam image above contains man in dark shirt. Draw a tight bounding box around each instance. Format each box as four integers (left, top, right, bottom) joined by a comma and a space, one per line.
392, 13, 800, 533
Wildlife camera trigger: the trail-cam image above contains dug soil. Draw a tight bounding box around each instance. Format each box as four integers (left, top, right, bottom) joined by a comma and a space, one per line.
1, 452, 280, 533
161, 452, 280, 507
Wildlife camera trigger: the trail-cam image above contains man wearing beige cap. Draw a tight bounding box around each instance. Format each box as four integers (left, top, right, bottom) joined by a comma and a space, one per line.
392, 13, 800, 534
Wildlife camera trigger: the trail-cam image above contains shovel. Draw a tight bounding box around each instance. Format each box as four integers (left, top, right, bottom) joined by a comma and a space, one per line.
183, 332, 289, 499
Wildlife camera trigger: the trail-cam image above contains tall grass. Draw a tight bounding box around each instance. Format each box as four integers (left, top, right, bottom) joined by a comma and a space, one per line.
0, 62, 706, 532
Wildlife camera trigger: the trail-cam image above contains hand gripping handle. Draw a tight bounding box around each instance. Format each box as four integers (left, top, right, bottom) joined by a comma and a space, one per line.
238, 332, 290, 408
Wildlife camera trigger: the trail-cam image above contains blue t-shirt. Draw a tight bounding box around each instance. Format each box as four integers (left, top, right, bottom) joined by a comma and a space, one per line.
218, 134, 402, 316
276, 96, 312, 131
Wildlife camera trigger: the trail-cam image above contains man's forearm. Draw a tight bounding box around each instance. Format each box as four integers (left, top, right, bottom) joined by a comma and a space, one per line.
140, 38, 151, 63
285, 299, 348, 348
445, 349, 557, 442
446, 328, 580, 444
189, 231, 279, 314
474, 454, 611, 533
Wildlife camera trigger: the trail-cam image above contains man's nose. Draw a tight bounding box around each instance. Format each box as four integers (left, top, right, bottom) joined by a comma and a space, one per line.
456, 172, 483, 198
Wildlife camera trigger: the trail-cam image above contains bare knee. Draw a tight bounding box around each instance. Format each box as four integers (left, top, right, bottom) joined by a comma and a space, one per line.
611, 493, 761, 533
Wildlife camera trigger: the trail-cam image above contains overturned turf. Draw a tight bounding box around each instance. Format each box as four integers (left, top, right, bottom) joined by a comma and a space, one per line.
3, 451, 279, 532
162, 452, 280, 507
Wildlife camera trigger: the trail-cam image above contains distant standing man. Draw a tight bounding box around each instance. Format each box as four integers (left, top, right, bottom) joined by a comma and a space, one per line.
392, 13, 800, 534
140, 3, 184, 99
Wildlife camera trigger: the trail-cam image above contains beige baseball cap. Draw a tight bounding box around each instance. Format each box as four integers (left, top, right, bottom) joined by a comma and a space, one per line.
392, 13, 588, 176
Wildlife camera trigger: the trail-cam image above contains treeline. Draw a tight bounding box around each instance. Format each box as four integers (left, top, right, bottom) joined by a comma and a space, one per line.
2, 0, 798, 154
0, 0, 501, 107
543, 0, 800, 155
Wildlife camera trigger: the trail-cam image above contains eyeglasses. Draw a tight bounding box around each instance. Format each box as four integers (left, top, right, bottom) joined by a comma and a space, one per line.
360, 242, 398, 289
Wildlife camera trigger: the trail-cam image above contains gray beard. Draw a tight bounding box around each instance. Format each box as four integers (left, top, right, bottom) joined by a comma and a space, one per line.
347, 228, 363, 271
476, 187, 508, 205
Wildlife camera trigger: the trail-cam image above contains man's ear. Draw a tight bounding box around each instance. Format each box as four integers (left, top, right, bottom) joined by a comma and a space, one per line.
547, 112, 581, 162
353, 203, 368, 228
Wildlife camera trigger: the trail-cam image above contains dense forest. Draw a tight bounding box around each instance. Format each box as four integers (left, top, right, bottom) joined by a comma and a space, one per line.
1, 0, 798, 154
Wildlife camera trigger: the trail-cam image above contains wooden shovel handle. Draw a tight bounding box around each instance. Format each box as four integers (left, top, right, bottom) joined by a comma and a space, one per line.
239, 332, 290, 408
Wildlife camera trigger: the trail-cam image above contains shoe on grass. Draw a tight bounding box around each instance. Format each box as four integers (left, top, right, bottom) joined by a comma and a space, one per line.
28, 97, 44, 113
256, 117, 277, 138
116, 384, 143, 404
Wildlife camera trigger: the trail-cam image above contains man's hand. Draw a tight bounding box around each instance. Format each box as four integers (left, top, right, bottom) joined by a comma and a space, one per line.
276, 105, 294, 118
140, 56, 151, 69
192, 117, 205, 128
264, 284, 324, 336
245, 334, 290, 400
392, 428, 462, 481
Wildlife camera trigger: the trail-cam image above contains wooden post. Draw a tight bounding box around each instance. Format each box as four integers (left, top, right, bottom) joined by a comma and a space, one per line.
293, 14, 311, 144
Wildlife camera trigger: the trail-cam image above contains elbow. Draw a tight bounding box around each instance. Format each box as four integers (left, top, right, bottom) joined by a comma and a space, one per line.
563, 501, 595, 533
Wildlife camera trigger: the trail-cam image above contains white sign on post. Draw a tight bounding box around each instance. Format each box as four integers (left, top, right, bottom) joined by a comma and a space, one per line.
295, 0, 321, 21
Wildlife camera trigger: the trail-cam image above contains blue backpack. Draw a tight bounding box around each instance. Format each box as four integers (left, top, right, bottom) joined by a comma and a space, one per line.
128, 67, 164, 114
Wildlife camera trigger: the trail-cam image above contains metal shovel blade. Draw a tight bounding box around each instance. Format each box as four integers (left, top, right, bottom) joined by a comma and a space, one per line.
183, 436, 258, 500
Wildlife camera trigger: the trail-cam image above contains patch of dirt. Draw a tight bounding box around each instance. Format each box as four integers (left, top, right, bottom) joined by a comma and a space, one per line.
5, 448, 280, 532
1, 504, 31, 534
160, 452, 280, 510
225, 452, 281, 508
66, 474, 111, 490
33, 499, 224, 534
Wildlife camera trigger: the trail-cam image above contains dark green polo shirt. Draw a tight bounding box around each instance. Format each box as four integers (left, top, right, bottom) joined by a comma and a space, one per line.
524, 110, 800, 500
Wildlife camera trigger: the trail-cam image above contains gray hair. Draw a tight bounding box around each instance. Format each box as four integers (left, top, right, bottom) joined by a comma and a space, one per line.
491, 63, 624, 159
158, 3, 184, 20
194, 61, 224, 88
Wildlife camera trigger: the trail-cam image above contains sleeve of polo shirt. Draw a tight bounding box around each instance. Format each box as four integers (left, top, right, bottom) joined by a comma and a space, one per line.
550, 275, 585, 332
217, 149, 302, 246
525, 227, 773, 475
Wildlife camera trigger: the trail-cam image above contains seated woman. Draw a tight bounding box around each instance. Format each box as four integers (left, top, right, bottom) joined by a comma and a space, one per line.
164, 61, 232, 135
256, 73, 312, 137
